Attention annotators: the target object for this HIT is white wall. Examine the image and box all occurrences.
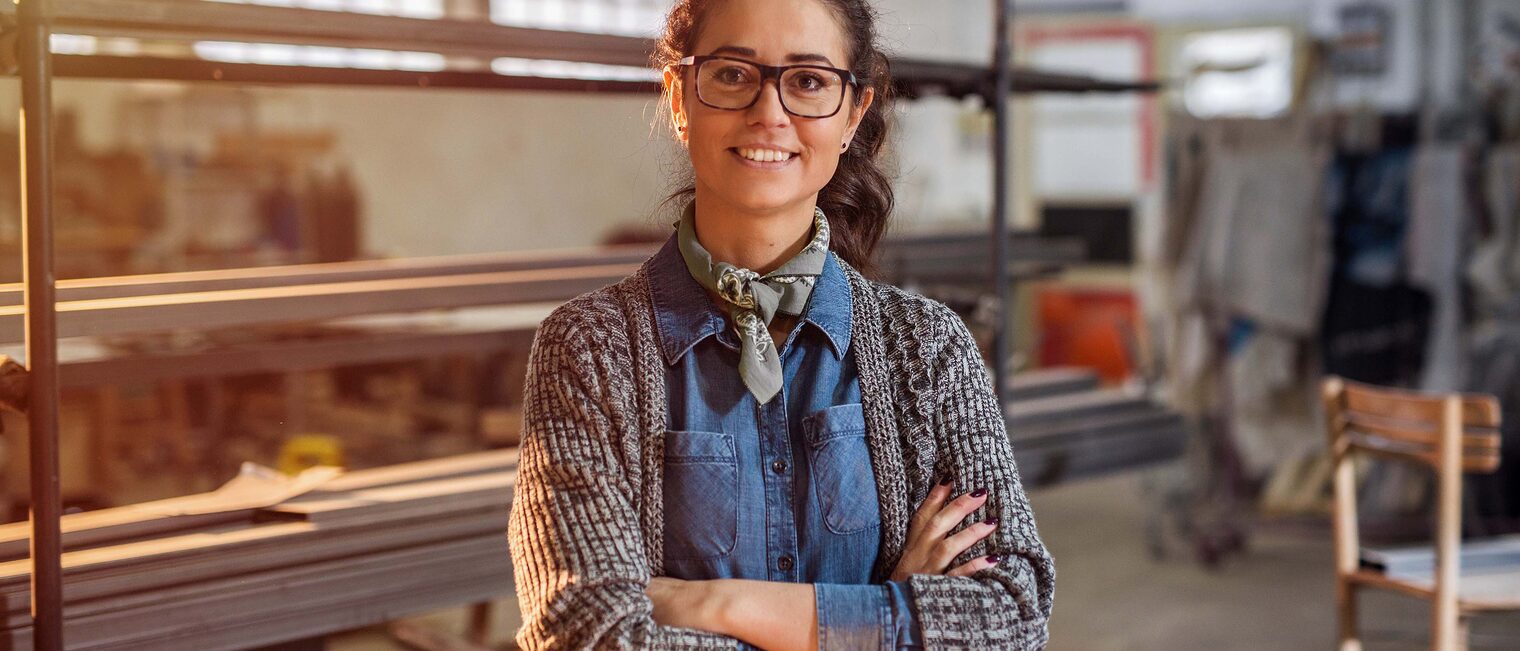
[6,79,686,259]
[249,85,685,258]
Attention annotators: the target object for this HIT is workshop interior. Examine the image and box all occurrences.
[0,0,1519,649]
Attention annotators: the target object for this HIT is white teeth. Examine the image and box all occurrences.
[737,148,793,163]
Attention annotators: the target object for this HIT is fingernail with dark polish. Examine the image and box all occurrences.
[983,516,1000,526]
[938,475,954,486]
[970,487,988,498]
[985,554,1002,564]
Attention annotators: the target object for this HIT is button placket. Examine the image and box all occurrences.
[757,388,799,582]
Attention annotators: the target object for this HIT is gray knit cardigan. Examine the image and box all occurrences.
[507,254,1055,650]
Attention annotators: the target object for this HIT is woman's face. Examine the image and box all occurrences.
[664,0,875,215]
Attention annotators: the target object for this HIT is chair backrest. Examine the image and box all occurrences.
[1324,376,1504,651]
[1322,376,1502,474]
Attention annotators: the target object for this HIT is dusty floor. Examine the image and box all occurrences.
[325,470,1520,650]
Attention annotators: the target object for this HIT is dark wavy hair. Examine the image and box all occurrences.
[652,0,896,277]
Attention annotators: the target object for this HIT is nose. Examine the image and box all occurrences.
[746,77,789,127]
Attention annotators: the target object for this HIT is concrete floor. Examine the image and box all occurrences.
[1035,472,1520,650]
[328,471,1520,650]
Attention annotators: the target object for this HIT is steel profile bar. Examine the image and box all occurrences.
[52,54,663,94]
[991,0,1015,405]
[44,53,1159,98]
[0,244,659,307]
[0,263,636,344]
[18,0,64,647]
[29,0,656,67]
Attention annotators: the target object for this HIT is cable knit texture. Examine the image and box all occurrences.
[507,254,1056,650]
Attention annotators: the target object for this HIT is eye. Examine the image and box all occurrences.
[789,71,832,93]
[712,64,751,85]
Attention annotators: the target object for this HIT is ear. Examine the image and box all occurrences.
[663,66,688,143]
[843,85,875,144]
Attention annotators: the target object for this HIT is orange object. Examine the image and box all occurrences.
[1037,288,1137,383]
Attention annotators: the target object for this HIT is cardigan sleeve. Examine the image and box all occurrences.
[902,304,1056,649]
[507,315,743,651]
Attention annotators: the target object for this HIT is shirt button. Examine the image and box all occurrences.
[771,458,788,474]
[777,555,794,571]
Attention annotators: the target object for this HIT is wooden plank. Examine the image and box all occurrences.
[1337,412,1501,451]
[1342,379,1501,429]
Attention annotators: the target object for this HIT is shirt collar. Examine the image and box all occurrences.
[649,231,853,366]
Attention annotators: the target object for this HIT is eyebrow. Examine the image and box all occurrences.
[706,45,837,67]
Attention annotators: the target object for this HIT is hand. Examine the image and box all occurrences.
[889,479,1001,581]
[647,576,722,632]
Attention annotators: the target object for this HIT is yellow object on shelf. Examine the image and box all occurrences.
[279,434,344,476]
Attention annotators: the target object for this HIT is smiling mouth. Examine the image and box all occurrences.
[729,147,798,164]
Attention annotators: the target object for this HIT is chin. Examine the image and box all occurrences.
[723,192,804,214]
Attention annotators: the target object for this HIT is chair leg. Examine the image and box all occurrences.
[1337,580,1362,651]
[1433,600,1461,651]
[1455,614,1472,651]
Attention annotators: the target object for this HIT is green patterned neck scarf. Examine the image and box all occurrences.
[674,200,831,404]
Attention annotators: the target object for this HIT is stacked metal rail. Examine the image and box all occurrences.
[0,364,1176,650]
[1009,368,1185,487]
[0,450,519,650]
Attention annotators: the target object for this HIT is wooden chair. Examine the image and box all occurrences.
[1323,376,1513,651]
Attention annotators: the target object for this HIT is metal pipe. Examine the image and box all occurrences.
[18,0,63,647]
[991,0,1015,405]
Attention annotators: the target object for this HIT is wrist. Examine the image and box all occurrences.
[701,578,741,637]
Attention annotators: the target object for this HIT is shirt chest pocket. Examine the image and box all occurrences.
[804,403,881,535]
[662,429,739,561]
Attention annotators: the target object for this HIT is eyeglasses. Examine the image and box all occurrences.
[669,54,859,119]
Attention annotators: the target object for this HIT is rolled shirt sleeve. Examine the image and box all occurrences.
[814,581,924,650]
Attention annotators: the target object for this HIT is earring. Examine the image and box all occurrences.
[841,141,850,152]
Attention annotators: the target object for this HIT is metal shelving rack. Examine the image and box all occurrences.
[2,1,1158,646]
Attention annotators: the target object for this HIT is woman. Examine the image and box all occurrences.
[506,0,1055,648]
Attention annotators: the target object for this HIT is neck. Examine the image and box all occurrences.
[691,191,817,274]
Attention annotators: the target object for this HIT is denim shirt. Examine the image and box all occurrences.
[649,234,925,650]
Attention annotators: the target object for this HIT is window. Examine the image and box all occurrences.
[205,0,444,19]
[195,1,447,70]
[490,0,671,37]
[186,1,665,78]
[1176,27,1297,119]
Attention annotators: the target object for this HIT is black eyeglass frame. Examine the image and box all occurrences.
[670,54,861,119]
